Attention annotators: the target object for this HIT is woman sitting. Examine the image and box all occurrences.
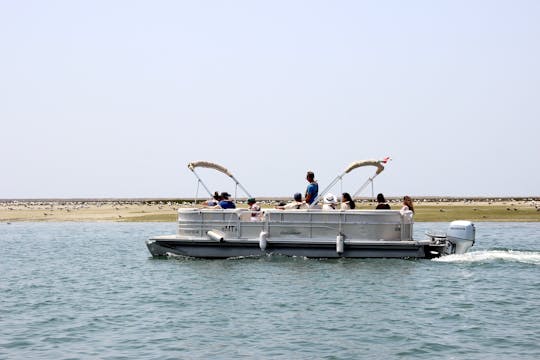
[340,192,356,210]
[400,195,414,213]
[375,193,391,209]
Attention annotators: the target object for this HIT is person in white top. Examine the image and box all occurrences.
[322,193,338,210]
[203,191,221,207]
[247,198,262,221]
[340,192,356,210]
[400,195,415,214]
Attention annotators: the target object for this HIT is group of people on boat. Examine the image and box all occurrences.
[202,170,414,214]
[375,193,414,213]
[301,170,413,213]
[318,192,355,210]
[204,191,236,209]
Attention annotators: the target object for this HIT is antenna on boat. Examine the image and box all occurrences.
[309,157,390,208]
[187,161,252,201]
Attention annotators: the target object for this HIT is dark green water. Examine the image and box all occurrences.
[1,222,539,359]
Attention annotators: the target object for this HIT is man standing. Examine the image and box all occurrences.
[305,171,318,205]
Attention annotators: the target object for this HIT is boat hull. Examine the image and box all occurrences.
[147,209,461,259]
[146,236,446,259]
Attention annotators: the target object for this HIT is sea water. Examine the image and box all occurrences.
[1,222,539,359]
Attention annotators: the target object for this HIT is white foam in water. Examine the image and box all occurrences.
[434,250,540,264]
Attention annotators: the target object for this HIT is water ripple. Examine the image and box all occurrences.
[1,222,540,359]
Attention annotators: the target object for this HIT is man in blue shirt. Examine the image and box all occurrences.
[305,171,318,205]
[217,192,236,209]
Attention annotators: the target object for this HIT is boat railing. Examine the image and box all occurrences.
[177,208,413,241]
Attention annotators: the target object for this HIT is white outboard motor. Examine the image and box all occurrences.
[446,220,475,254]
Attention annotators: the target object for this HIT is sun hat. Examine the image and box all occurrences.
[324,193,337,204]
[247,198,256,204]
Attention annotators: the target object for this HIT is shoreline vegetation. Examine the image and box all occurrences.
[1,197,539,223]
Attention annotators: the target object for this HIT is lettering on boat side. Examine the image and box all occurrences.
[222,225,237,232]
[279,230,302,235]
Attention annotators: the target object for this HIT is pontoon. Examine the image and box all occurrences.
[146,160,475,259]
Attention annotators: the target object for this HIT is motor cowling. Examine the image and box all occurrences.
[446,220,475,254]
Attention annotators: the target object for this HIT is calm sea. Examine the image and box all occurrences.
[1,222,539,359]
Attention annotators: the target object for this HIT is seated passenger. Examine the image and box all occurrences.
[375,193,391,210]
[216,192,236,209]
[276,193,307,210]
[204,191,221,206]
[322,193,337,210]
[400,195,414,214]
[340,192,356,210]
[247,198,262,221]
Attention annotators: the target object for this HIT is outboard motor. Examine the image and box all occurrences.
[446,220,475,254]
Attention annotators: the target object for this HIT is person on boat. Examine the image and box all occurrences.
[247,197,262,221]
[322,193,338,210]
[341,192,356,210]
[216,192,236,209]
[400,195,414,213]
[204,191,221,206]
[375,193,391,209]
[276,192,308,210]
[305,171,318,205]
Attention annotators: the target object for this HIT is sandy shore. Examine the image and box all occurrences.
[1,198,539,222]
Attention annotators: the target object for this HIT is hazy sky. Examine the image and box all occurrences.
[2,0,539,199]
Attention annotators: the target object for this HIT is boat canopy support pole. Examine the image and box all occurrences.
[231,176,252,199]
[353,172,381,198]
[309,172,347,208]
[190,169,214,197]
[195,180,200,205]
[310,159,385,207]
[187,161,252,199]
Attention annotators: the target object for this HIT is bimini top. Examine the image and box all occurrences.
[344,160,385,175]
[187,160,252,198]
[310,157,390,207]
[188,161,234,178]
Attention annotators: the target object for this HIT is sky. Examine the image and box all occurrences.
[1,0,539,199]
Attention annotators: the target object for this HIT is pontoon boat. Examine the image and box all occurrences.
[146,160,475,259]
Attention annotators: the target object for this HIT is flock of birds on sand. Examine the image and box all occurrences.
[1,198,539,224]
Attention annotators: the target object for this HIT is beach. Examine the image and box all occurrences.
[1,198,539,222]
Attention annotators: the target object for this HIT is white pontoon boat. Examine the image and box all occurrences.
[146,160,475,259]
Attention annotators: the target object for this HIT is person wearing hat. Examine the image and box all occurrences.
[247,198,261,221]
[322,193,338,210]
[305,171,319,205]
[216,192,236,209]
[276,193,307,210]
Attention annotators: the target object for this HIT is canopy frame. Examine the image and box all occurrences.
[309,158,389,208]
[187,161,252,203]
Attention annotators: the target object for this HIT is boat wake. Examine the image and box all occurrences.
[433,250,540,265]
